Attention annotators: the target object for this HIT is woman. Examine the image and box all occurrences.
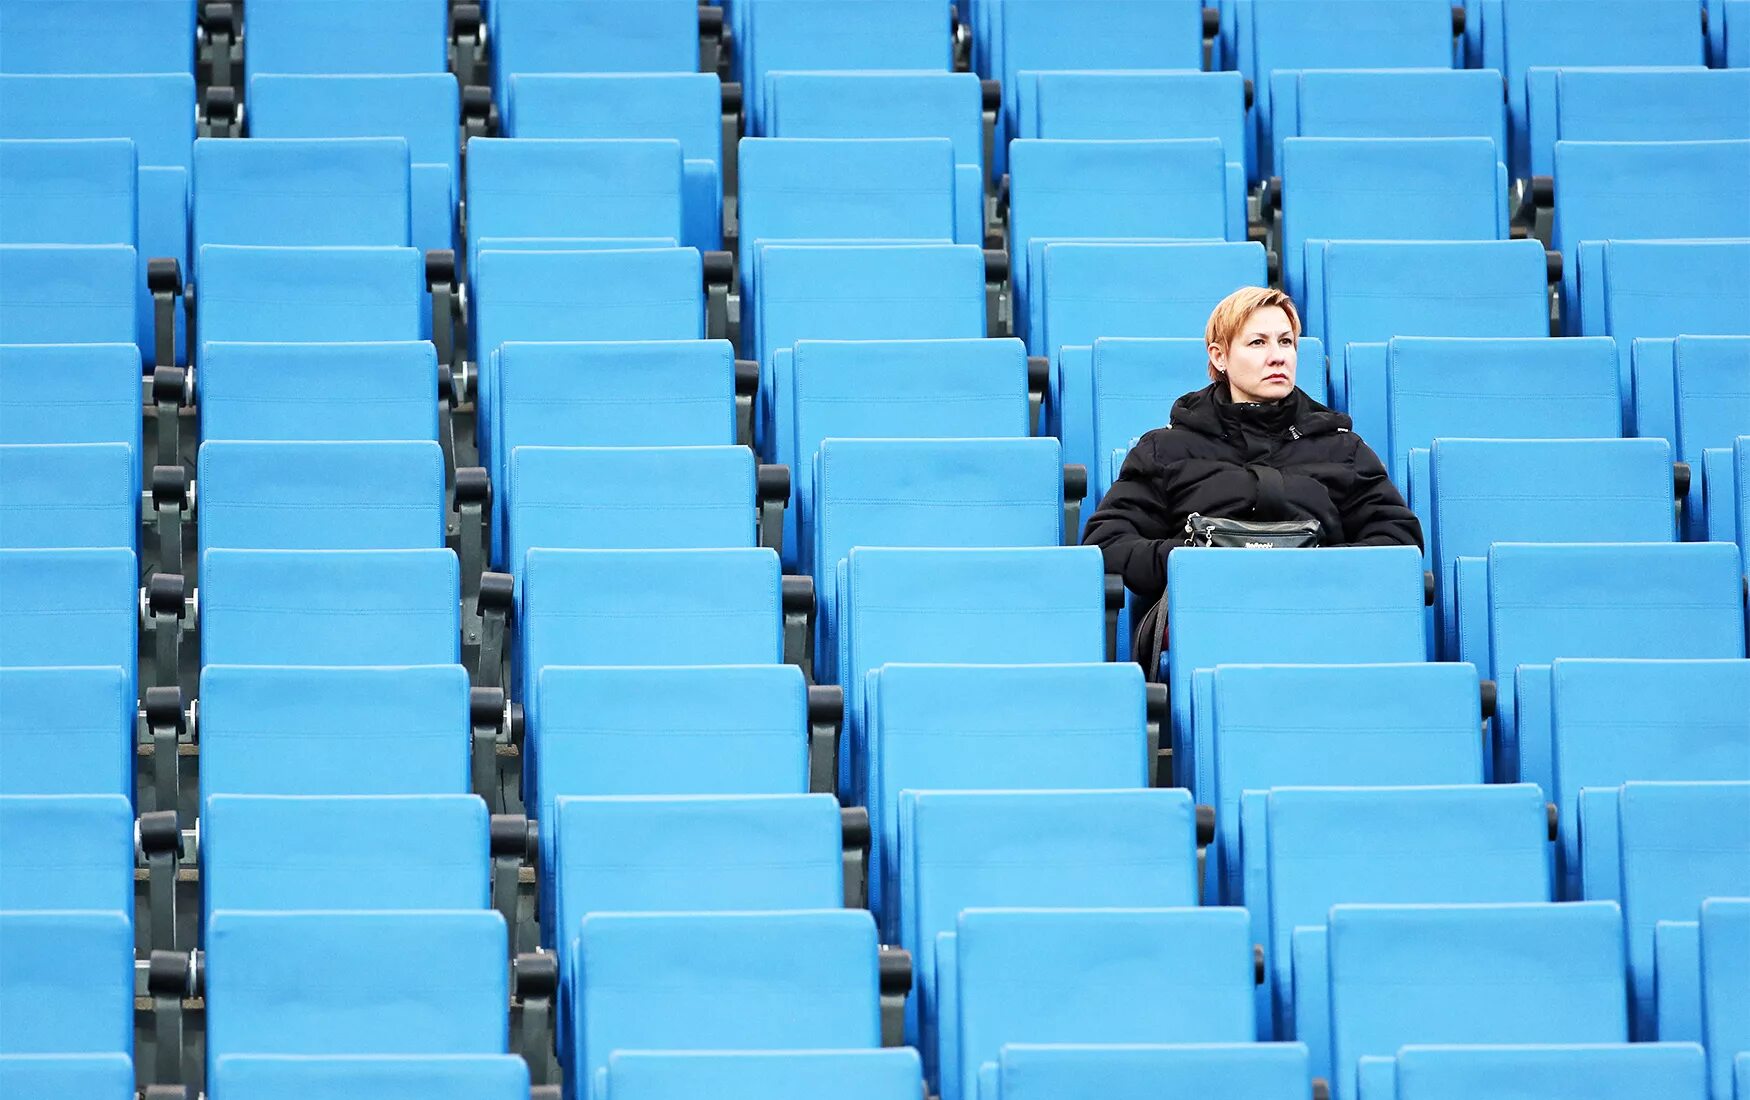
[1082,286,1422,609]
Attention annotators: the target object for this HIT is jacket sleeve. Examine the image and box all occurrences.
[1081,434,1178,602]
[1338,436,1424,550]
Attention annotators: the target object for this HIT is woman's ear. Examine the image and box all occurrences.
[1208,343,1227,374]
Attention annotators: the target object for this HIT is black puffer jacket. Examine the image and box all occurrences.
[1083,382,1422,604]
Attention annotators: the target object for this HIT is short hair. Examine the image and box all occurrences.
[1205,286,1302,381]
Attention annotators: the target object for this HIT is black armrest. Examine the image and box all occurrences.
[144,574,187,697]
[462,84,496,139]
[1480,679,1497,721]
[139,805,183,952]
[1196,803,1216,848]
[704,250,734,341]
[1103,573,1126,662]
[1450,3,1466,35]
[1145,682,1168,787]
[1202,6,1220,36]
[202,85,238,138]
[807,685,843,796]
[476,572,514,689]
[877,945,913,1048]
[1423,570,1436,606]
[781,574,814,680]
[757,464,789,557]
[470,686,506,812]
[980,79,1001,113]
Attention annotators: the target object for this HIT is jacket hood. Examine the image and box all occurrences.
[1168,381,1351,440]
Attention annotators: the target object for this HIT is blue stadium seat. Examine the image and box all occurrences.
[0,911,132,1056]
[1380,1043,1707,1100]
[1165,546,1429,788]
[204,910,508,1077]
[1247,0,1462,180]
[865,663,1150,928]
[783,338,1028,569]
[0,667,133,799]
[836,546,1109,810]
[199,548,460,668]
[1469,543,1746,795]
[496,340,736,457]
[248,74,460,258]
[193,245,425,353]
[1730,0,1750,67]
[1309,239,1550,426]
[1656,915,1707,1043]
[1527,68,1750,182]
[1551,659,1750,903]
[1554,142,1750,341]
[766,72,984,247]
[0,443,136,552]
[201,794,488,932]
[0,344,141,459]
[200,341,439,444]
[1668,340,1750,541]
[985,1043,1312,1100]
[1328,902,1627,1100]
[0,1053,134,1100]
[1254,785,1551,1071]
[197,440,446,556]
[947,907,1254,1100]
[0,245,136,345]
[1702,898,1750,1100]
[243,0,448,81]
[210,1055,529,1100]
[1020,72,1245,166]
[568,910,881,1089]
[1281,137,1507,312]
[1427,438,1676,660]
[0,549,136,676]
[1485,0,1704,179]
[0,795,133,913]
[1270,69,1505,181]
[507,74,722,251]
[1008,139,1244,353]
[192,138,413,265]
[1578,781,1750,1042]
[1196,662,1486,903]
[199,665,472,800]
[0,0,196,75]
[605,1049,923,1100]
[898,789,1200,1092]
[0,138,135,252]
[490,0,699,120]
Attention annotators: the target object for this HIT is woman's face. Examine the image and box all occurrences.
[1211,305,1297,403]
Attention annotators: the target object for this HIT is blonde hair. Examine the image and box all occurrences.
[1205,286,1302,381]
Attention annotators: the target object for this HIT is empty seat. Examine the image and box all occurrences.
[568,910,881,1088]
[1328,902,1627,1100]
[1427,438,1676,660]
[948,907,1254,1100]
[496,339,736,452]
[0,244,136,346]
[1702,898,1750,1100]
[199,548,460,668]
[1196,662,1486,903]
[192,138,412,266]
[204,910,508,1078]
[0,0,195,75]
[1730,0,1750,67]
[199,665,472,801]
[1470,543,1747,792]
[1382,1043,1708,1100]
[1021,71,1246,171]
[247,74,460,258]
[243,0,448,81]
[1255,785,1552,1073]
[605,1049,923,1100]
[986,1043,1312,1100]
[0,443,136,552]
[0,138,135,251]
[209,1055,529,1100]
[508,74,721,251]
[0,795,133,913]
[1554,141,1750,338]
[1528,68,1750,182]
[1271,69,1505,180]
[197,440,446,557]
[0,344,141,458]
[0,548,136,673]
[0,667,133,799]
[200,341,439,444]
[1669,338,1750,541]
[194,244,425,353]
[490,0,699,119]
[1281,137,1506,308]
[0,911,132,1056]
[0,1053,134,1100]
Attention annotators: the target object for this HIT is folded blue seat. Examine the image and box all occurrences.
[0,911,133,1057]
[243,0,449,81]
[0,795,134,913]
[193,137,412,264]
[986,1043,1311,1100]
[0,0,195,75]
[200,342,438,445]
[210,1055,529,1100]
[0,244,136,345]
[1271,69,1505,180]
[1527,68,1750,182]
[1379,1043,1706,1100]
[0,443,137,553]
[605,1050,921,1100]
[0,668,133,800]
[0,1053,134,1100]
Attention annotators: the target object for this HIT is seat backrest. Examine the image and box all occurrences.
[507,73,720,170]
[1039,241,1267,364]
[742,0,949,135]
[0,0,196,75]
[197,440,445,556]
[204,910,508,1068]
[1673,335,1750,463]
[767,72,982,173]
[209,1055,530,1100]
[200,341,438,444]
[955,907,1254,1100]
[1272,69,1506,181]
[0,795,133,913]
[1701,898,1750,1100]
[605,1049,923,1100]
[202,794,488,929]
[1328,901,1628,1100]
[572,910,880,1087]
[0,443,136,552]
[0,1053,135,1098]
[199,548,460,667]
[0,343,141,456]
[0,910,132,1055]
[1386,336,1622,488]
[992,1043,1312,1100]
[0,73,195,172]
[0,548,136,672]
[0,667,133,799]
[1391,1043,1708,1100]
[0,138,135,246]
[0,245,136,345]
[193,245,425,349]
[507,445,755,573]
[243,0,448,81]
[490,0,698,114]
[497,340,735,452]
[471,247,703,360]
[193,137,411,254]
[1532,68,1750,179]
[1027,71,1245,166]
[199,664,471,800]
[248,73,459,183]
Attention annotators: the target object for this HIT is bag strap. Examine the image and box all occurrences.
[1249,464,1290,520]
